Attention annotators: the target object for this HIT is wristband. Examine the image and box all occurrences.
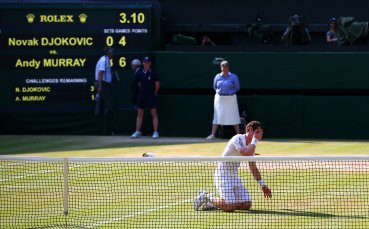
[257,179,266,187]
[251,137,258,146]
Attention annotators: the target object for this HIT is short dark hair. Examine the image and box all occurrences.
[103,47,114,55]
[246,121,263,132]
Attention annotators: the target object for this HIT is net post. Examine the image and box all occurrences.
[63,158,69,216]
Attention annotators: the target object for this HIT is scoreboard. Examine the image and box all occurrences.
[0,3,155,113]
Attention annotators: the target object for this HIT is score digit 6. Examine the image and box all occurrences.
[109,57,126,68]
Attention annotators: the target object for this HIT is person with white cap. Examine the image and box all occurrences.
[131,59,142,107]
[206,60,241,140]
[131,59,142,72]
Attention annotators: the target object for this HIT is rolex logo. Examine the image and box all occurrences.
[79,14,87,23]
[26,13,35,23]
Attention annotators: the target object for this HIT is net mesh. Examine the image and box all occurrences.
[1,157,369,228]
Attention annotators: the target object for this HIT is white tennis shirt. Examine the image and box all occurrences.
[217,134,247,176]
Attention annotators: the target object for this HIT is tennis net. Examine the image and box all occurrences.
[1,156,369,228]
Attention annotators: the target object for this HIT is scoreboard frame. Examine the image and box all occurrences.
[0,3,159,113]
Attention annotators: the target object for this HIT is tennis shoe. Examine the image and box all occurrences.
[194,190,209,211]
[206,134,215,140]
[152,131,159,139]
[131,131,142,138]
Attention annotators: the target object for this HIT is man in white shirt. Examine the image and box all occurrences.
[95,47,115,135]
[194,121,272,212]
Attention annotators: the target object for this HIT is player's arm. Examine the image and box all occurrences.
[234,74,240,92]
[326,34,338,43]
[98,70,104,93]
[154,72,160,95]
[237,130,263,156]
[213,75,218,90]
[155,81,160,95]
[237,144,256,156]
[249,162,272,198]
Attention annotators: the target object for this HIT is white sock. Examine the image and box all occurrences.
[205,193,215,202]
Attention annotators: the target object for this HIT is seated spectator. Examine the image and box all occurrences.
[202,35,216,46]
[248,17,273,44]
[281,15,311,45]
[326,18,338,45]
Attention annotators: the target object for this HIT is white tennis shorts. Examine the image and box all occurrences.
[214,170,251,204]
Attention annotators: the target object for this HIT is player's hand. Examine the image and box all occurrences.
[262,186,272,199]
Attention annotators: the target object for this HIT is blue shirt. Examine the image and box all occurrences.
[326,30,338,44]
[213,71,240,95]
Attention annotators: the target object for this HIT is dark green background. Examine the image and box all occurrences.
[2,51,369,139]
[1,4,369,138]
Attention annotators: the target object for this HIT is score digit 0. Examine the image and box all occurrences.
[106,36,114,46]
[106,36,126,47]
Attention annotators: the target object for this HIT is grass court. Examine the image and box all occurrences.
[1,135,369,228]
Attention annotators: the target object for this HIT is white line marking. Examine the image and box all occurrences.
[81,199,192,229]
[0,169,59,182]
[0,164,85,182]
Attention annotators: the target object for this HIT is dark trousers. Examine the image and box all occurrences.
[95,81,114,135]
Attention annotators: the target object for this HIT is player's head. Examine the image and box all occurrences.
[103,47,114,59]
[142,56,152,69]
[246,121,263,133]
[220,60,229,72]
[328,17,337,29]
[131,59,141,70]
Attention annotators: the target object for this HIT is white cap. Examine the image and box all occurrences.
[220,60,229,67]
[131,59,142,66]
